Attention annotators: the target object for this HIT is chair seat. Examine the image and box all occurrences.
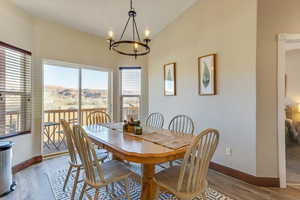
[102,160,132,182]
[154,166,207,198]
[88,160,132,186]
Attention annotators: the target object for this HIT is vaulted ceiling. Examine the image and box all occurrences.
[12,0,199,39]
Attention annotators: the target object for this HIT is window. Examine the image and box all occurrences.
[120,67,141,121]
[0,42,32,138]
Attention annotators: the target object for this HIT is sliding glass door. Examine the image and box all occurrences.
[81,69,110,125]
[43,62,112,155]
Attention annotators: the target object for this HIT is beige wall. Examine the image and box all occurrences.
[0,0,37,165]
[0,1,147,165]
[286,49,300,105]
[32,18,120,156]
[148,0,258,175]
[256,0,300,177]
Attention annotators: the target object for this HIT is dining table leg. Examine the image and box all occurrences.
[141,164,156,200]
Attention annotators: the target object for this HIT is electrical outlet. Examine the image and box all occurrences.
[225,146,232,156]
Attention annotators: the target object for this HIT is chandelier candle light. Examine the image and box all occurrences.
[107,0,151,58]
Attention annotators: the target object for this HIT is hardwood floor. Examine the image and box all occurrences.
[1,155,300,200]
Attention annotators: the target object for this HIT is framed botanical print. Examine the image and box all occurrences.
[164,62,176,96]
[198,54,216,96]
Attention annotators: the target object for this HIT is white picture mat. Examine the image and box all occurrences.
[164,63,175,95]
[199,55,215,95]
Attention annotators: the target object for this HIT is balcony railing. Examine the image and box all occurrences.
[3,107,139,155]
[43,108,107,155]
[5,111,21,134]
[43,107,139,155]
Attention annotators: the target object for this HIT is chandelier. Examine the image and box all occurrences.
[107,0,151,58]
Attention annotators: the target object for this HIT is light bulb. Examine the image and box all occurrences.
[108,31,114,39]
[134,43,138,50]
[145,29,150,38]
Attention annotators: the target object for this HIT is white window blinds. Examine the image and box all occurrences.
[120,67,141,121]
[0,42,32,138]
[120,67,141,95]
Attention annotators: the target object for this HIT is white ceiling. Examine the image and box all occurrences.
[12,0,199,39]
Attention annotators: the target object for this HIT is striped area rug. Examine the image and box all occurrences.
[49,162,233,200]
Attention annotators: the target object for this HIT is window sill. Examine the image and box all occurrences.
[0,131,31,140]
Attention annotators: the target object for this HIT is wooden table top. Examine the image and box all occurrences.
[83,124,193,164]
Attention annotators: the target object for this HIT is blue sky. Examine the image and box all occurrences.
[44,64,108,90]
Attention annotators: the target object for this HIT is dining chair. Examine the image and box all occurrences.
[60,120,107,200]
[168,114,195,135]
[86,111,112,151]
[145,112,164,129]
[87,111,111,125]
[167,114,195,167]
[72,125,133,200]
[154,129,219,200]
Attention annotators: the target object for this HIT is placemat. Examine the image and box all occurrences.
[100,123,193,150]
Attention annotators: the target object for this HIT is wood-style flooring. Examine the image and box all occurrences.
[1,155,300,200]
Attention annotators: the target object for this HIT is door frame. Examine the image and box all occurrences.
[277,33,300,188]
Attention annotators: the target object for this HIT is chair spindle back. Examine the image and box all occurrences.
[145,113,164,129]
[72,125,105,185]
[87,111,111,125]
[168,114,195,134]
[177,129,219,194]
[60,119,79,165]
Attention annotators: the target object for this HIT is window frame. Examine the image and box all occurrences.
[0,41,32,139]
[119,66,142,121]
[42,59,114,124]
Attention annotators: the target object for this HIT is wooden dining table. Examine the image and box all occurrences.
[83,123,194,200]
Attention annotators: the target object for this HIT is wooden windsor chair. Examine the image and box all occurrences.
[154,128,219,200]
[86,111,112,151]
[145,112,164,129]
[60,119,107,199]
[86,111,111,125]
[168,114,195,167]
[168,114,195,135]
[72,125,133,200]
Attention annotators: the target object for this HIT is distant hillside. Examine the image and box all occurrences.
[44,85,108,110]
[45,85,107,98]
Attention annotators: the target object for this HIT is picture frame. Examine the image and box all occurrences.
[164,62,176,96]
[198,54,216,96]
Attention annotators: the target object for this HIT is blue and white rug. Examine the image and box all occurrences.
[49,162,233,200]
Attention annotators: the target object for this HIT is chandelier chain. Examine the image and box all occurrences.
[133,18,141,42]
[119,16,131,41]
[133,16,135,41]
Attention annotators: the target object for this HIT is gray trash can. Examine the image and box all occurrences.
[0,141,16,197]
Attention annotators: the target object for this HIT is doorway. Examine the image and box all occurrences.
[277,34,300,187]
[42,60,112,155]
